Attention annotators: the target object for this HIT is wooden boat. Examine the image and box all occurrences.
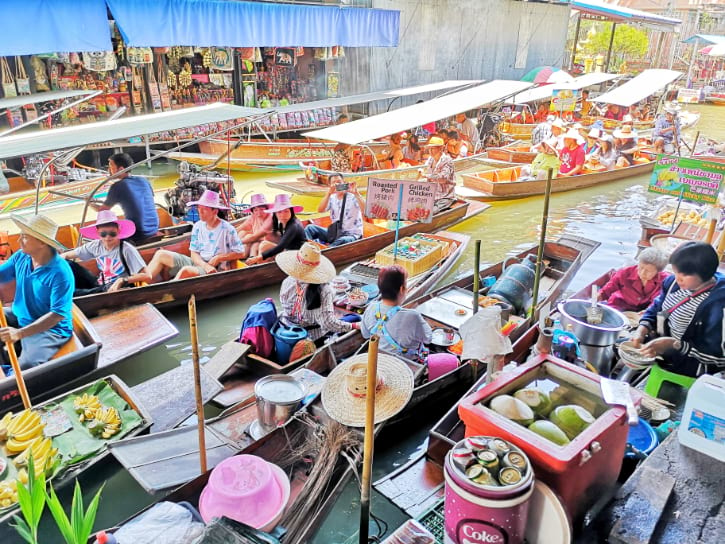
[485,141,537,163]
[72,199,488,317]
[458,158,655,201]
[0,303,178,413]
[499,119,535,140]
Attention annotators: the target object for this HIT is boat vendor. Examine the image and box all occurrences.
[455,112,479,148]
[558,129,586,177]
[578,90,592,118]
[613,125,639,167]
[237,194,273,259]
[418,136,455,200]
[604,104,624,121]
[598,247,669,312]
[277,242,359,342]
[0,214,73,370]
[447,129,466,159]
[632,242,725,377]
[653,106,680,155]
[146,190,245,280]
[62,210,151,295]
[305,174,365,247]
[92,152,159,245]
[533,103,549,123]
[246,194,306,265]
[518,137,560,181]
[531,115,555,146]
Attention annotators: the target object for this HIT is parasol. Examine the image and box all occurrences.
[699,43,725,57]
[521,66,574,85]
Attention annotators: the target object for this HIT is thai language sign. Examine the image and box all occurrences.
[648,155,725,204]
[550,88,580,112]
[365,178,435,223]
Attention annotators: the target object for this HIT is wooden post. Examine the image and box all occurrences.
[188,295,207,474]
[530,169,553,320]
[472,240,481,314]
[604,23,618,74]
[0,299,31,408]
[359,335,379,544]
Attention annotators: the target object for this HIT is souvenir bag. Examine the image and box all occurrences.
[209,73,225,86]
[14,57,30,94]
[1,58,17,98]
[84,51,117,72]
[202,48,213,68]
[210,47,234,71]
[131,67,145,114]
[127,47,153,65]
[147,65,163,113]
[156,60,171,110]
[5,108,23,127]
[239,48,255,61]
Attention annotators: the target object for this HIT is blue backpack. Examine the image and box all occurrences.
[239,298,278,358]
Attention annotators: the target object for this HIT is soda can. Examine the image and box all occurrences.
[476,449,500,473]
[472,468,499,487]
[452,447,475,469]
[502,451,528,472]
[498,466,523,486]
[489,438,511,456]
[466,436,489,451]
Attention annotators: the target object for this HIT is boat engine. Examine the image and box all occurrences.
[165,162,236,219]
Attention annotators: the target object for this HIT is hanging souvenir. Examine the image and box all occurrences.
[295,47,304,57]
[202,49,213,68]
[209,73,225,87]
[210,47,234,71]
[332,46,345,59]
[5,108,23,127]
[84,51,117,72]
[327,72,340,98]
[254,47,263,63]
[176,46,195,58]
[127,47,153,65]
[239,48,255,61]
[275,48,294,67]
[1,58,17,98]
[153,47,170,54]
[156,60,171,110]
[167,69,177,89]
[14,57,31,95]
[178,62,192,87]
[48,61,59,90]
[22,103,38,121]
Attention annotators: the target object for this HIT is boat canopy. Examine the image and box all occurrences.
[302,80,532,145]
[591,69,682,107]
[0,90,100,112]
[507,73,620,105]
[0,103,262,160]
[570,0,680,32]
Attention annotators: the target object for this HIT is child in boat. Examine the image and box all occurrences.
[519,137,560,181]
[558,129,586,177]
[246,194,306,265]
[598,248,668,312]
[237,194,273,259]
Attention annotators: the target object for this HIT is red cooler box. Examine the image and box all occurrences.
[459,354,639,522]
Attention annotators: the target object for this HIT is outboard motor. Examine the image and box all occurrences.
[165,162,236,220]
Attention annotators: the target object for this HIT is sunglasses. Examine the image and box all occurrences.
[98,230,118,238]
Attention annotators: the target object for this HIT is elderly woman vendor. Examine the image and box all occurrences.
[631,242,725,377]
[598,248,668,312]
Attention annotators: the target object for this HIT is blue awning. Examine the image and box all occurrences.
[0,0,112,56]
[106,0,400,48]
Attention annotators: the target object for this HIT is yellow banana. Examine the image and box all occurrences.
[9,435,45,459]
[0,411,13,441]
[12,422,44,443]
[8,411,41,439]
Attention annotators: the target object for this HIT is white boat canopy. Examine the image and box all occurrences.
[0,90,101,112]
[0,103,262,160]
[302,80,532,145]
[591,69,682,107]
[507,73,620,105]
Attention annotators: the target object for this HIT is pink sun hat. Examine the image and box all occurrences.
[198,455,291,531]
[249,193,271,209]
[80,210,136,240]
[187,189,229,210]
[266,193,303,214]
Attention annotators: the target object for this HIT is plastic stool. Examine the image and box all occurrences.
[644,363,697,398]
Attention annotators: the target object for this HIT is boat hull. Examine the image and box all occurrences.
[486,143,536,163]
[0,174,109,216]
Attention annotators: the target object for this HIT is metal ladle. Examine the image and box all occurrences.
[586,285,604,325]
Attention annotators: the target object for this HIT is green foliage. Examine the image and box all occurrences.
[45,481,104,544]
[577,22,649,69]
[11,456,46,544]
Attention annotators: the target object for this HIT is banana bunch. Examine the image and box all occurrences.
[73,393,102,423]
[1,410,44,449]
[86,406,122,439]
[0,412,13,442]
[13,436,57,473]
[0,480,18,508]
[656,210,709,228]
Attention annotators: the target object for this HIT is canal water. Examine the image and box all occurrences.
[6,105,723,542]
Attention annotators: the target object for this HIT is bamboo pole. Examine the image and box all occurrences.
[472,240,481,314]
[188,295,207,474]
[0,300,30,407]
[359,335,379,544]
[530,169,553,321]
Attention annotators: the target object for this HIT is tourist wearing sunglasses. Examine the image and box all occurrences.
[61,210,151,295]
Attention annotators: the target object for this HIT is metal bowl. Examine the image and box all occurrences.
[557,299,628,346]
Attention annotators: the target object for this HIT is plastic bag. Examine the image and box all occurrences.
[114,502,205,544]
[459,306,512,361]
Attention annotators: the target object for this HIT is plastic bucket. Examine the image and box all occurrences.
[271,322,308,365]
[625,419,658,459]
[444,437,534,544]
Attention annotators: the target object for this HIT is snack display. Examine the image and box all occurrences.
[374,235,449,277]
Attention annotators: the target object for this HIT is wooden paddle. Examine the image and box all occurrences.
[188,295,207,474]
[0,297,31,408]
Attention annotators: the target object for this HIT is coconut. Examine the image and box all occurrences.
[549,404,595,439]
[528,420,571,446]
[489,395,535,426]
[513,387,553,417]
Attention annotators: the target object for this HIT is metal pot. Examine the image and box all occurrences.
[557,299,627,347]
[254,375,306,434]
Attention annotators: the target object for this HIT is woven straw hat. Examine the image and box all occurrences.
[11,214,66,251]
[613,125,637,139]
[322,352,414,427]
[275,242,336,284]
[425,136,445,147]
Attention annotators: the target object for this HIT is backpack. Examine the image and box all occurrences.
[239,298,277,358]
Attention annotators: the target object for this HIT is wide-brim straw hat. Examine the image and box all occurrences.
[275,242,336,284]
[188,189,229,210]
[425,136,446,147]
[322,352,414,427]
[588,128,602,139]
[11,214,66,251]
[79,209,136,240]
[248,193,271,210]
[266,193,303,214]
[551,118,567,129]
[562,128,585,145]
[540,137,559,155]
[613,125,637,139]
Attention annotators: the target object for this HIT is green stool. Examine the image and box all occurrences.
[644,363,697,398]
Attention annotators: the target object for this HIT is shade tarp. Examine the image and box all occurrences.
[591,69,682,107]
[0,0,111,56]
[0,103,262,160]
[303,80,532,145]
[507,73,619,104]
[106,0,399,47]
[0,90,100,112]
[682,34,725,45]
[570,0,680,31]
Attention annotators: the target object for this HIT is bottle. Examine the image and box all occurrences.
[93,531,118,544]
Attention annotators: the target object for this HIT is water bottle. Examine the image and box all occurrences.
[93,532,118,544]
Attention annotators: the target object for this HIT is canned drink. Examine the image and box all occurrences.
[476,449,500,473]
[472,468,499,487]
[452,447,475,469]
[498,466,523,486]
[490,438,511,456]
[502,451,528,471]
[466,436,489,451]
[466,464,484,480]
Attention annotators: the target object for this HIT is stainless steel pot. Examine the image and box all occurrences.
[254,375,306,433]
[557,299,627,347]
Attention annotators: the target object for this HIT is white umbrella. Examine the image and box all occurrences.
[706,42,725,57]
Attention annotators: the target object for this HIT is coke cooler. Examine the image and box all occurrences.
[458,354,640,522]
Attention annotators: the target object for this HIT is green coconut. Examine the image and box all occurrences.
[513,387,553,417]
[528,420,571,446]
[489,395,535,426]
[549,404,595,440]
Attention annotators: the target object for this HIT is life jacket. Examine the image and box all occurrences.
[0,231,11,260]
[239,298,277,358]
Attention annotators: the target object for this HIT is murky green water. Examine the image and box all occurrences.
[6,105,723,543]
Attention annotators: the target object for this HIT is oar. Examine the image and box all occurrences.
[359,335,379,544]
[188,295,207,474]
[529,168,553,321]
[0,298,31,408]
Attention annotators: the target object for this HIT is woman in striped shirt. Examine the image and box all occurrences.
[632,242,725,377]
